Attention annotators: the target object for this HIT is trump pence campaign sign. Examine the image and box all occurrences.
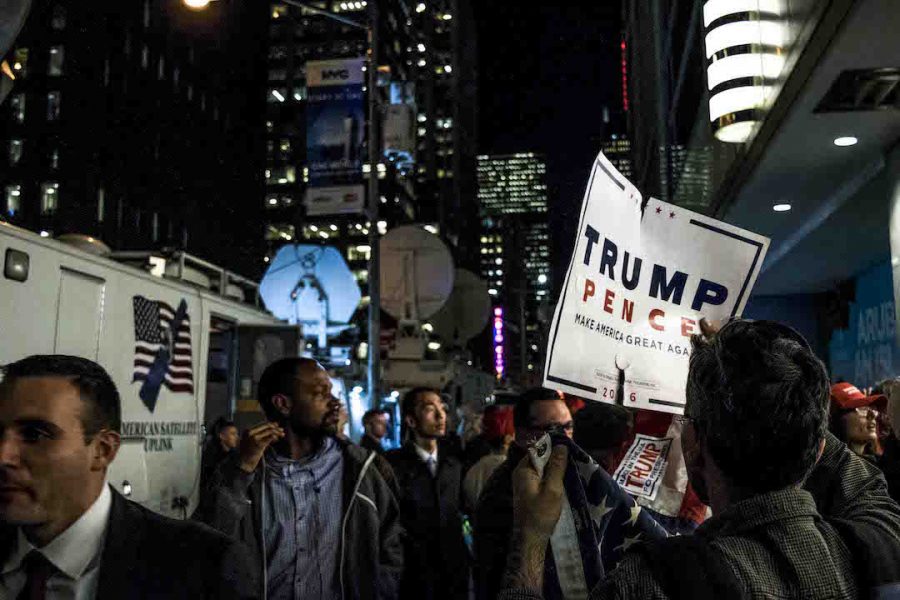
[544,152,770,414]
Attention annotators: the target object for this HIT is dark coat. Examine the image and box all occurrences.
[473,445,524,600]
[385,442,469,600]
[199,438,404,600]
[0,487,258,599]
[360,433,385,455]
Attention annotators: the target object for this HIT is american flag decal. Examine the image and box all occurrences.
[132,296,194,412]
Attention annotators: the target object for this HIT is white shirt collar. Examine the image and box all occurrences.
[2,483,112,579]
[413,442,438,464]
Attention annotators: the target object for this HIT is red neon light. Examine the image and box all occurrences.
[620,37,629,112]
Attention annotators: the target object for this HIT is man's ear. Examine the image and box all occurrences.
[404,414,416,431]
[271,394,292,418]
[91,429,121,471]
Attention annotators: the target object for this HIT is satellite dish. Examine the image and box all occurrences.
[56,233,112,257]
[260,245,361,326]
[429,269,492,345]
[379,226,454,321]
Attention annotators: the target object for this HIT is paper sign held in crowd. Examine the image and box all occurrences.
[543,152,770,414]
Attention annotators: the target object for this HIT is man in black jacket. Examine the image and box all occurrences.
[0,354,256,599]
[361,408,389,455]
[200,357,404,600]
[386,387,468,600]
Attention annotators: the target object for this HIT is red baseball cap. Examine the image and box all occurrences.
[482,406,514,442]
[830,382,887,411]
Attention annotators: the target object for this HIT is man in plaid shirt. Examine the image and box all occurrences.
[499,320,900,599]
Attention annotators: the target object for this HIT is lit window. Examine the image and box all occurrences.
[46,92,60,121]
[141,45,149,70]
[50,148,59,169]
[9,93,25,123]
[5,185,21,215]
[157,55,165,80]
[97,188,105,222]
[40,182,59,214]
[12,48,28,77]
[9,139,23,165]
[265,223,295,241]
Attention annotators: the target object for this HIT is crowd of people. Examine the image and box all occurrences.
[2,319,900,598]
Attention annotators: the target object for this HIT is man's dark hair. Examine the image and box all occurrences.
[513,387,562,429]
[256,357,320,421]
[1,355,121,435]
[574,402,633,453]
[686,319,829,494]
[362,408,387,425]
[401,387,439,422]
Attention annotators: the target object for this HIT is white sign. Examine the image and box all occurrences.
[306,58,365,87]
[304,184,365,216]
[543,152,769,414]
[612,434,672,500]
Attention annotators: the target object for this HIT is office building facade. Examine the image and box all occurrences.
[0,0,268,277]
[477,153,551,385]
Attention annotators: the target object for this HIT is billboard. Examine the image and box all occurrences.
[305,58,366,216]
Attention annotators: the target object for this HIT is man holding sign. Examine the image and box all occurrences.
[501,320,900,599]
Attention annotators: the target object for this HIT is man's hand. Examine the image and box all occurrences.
[699,317,722,339]
[512,444,569,539]
[238,422,285,473]
[503,444,569,593]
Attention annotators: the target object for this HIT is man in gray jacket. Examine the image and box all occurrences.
[199,357,404,600]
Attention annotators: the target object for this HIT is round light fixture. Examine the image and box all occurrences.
[183,0,212,8]
[833,136,858,147]
[772,203,792,212]
[702,0,786,144]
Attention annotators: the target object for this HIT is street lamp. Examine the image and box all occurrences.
[184,0,383,405]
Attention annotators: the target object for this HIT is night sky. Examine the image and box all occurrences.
[473,0,622,291]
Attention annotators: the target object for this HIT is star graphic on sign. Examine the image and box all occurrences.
[589,495,615,523]
[655,206,662,214]
[625,504,642,527]
[669,211,676,219]
[615,534,642,553]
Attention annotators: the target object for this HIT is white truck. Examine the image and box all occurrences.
[0,223,298,518]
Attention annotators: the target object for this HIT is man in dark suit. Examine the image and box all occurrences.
[0,354,256,599]
[386,387,468,600]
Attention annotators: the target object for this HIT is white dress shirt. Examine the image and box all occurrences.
[0,483,112,600]
[413,443,439,476]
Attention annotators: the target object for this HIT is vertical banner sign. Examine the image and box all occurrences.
[543,152,770,414]
[305,58,366,216]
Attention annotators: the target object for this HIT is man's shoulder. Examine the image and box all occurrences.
[594,551,669,600]
[116,494,235,556]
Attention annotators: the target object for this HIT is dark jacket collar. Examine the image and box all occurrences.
[697,486,820,538]
[96,486,144,597]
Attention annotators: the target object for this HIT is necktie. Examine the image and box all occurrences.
[426,456,437,477]
[18,551,55,600]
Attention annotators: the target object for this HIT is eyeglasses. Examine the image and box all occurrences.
[673,414,695,426]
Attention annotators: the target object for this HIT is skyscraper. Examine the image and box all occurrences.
[262,0,480,365]
[477,153,551,385]
[0,0,268,277]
